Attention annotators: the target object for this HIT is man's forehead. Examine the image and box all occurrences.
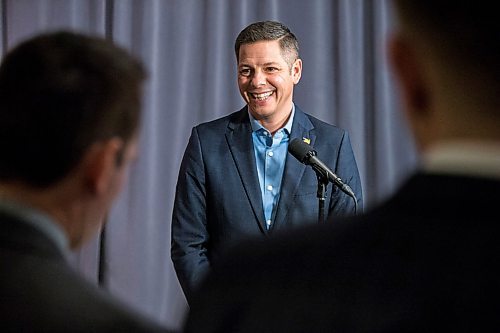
[238,42,287,64]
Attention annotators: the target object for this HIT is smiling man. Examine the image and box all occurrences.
[237,35,301,135]
[171,21,363,303]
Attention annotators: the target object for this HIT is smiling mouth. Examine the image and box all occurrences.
[249,91,274,101]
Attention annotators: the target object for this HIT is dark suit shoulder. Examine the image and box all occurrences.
[303,112,344,132]
[193,107,248,132]
[0,215,172,333]
[293,107,347,145]
[0,255,172,332]
[294,105,342,129]
[0,212,65,260]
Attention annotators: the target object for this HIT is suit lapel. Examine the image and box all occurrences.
[273,107,316,230]
[225,108,267,233]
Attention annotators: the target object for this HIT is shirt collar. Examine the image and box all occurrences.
[248,103,295,135]
[422,140,500,179]
[0,199,69,256]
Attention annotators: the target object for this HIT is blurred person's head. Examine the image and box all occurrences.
[389,1,500,151]
[0,31,146,248]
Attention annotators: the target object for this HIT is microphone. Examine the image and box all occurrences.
[288,138,356,199]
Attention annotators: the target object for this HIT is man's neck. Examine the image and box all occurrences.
[255,104,294,135]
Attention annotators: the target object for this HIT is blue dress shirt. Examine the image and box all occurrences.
[249,105,295,229]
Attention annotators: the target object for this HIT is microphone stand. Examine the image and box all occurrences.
[316,173,329,223]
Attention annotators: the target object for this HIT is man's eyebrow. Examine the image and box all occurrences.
[238,62,281,67]
[262,62,281,66]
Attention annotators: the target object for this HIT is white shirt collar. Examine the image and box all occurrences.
[0,199,69,257]
[422,140,500,179]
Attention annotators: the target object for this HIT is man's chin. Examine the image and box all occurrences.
[248,105,275,118]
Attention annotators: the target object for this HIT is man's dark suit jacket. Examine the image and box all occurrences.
[171,105,363,301]
[184,173,500,332]
[0,211,169,333]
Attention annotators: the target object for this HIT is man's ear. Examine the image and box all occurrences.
[292,58,302,84]
[388,34,429,112]
[83,138,124,195]
[388,34,436,151]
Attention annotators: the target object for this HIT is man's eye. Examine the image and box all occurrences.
[266,67,279,72]
[239,69,251,76]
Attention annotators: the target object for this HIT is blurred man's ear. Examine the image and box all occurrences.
[83,138,125,195]
[388,34,429,112]
[388,34,434,151]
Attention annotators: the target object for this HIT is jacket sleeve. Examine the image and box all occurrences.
[171,126,210,303]
[329,131,363,217]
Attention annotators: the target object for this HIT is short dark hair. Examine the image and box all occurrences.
[0,31,146,187]
[393,1,500,84]
[234,21,299,68]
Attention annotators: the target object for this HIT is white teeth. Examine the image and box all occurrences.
[252,91,273,100]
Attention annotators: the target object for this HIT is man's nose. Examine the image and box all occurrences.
[251,70,266,87]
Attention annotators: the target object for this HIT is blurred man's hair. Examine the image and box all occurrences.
[0,31,146,187]
[394,1,500,85]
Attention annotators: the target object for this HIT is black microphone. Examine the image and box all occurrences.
[288,138,356,199]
